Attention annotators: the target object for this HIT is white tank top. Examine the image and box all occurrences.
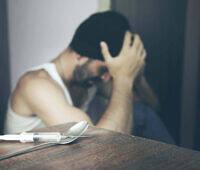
[4,63,96,134]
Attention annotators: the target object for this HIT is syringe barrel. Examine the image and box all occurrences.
[20,132,61,143]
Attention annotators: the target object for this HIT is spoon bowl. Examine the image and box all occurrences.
[60,121,89,144]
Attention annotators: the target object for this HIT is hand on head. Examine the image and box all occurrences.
[100,31,146,83]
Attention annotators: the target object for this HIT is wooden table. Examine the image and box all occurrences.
[0,123,200,170]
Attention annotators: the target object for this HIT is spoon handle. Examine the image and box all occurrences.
[0,142,56,161]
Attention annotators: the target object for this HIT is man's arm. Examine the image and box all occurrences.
[96,32,146,133]
[21,77,93,126]
[96,77,133,133]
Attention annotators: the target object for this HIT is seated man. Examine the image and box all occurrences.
[4,11,174,144]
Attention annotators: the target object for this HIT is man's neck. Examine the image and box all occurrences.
[52,49,74,83]
[52,49,89,107]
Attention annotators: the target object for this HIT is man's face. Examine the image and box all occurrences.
[71,56,145,96]
[72,59,109,88]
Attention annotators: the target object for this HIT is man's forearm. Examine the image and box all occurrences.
[96,77,133,134]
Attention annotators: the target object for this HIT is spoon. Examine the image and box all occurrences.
[60,120,89,144]
[0,121,89,161]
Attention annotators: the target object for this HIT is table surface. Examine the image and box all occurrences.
[0,123,200,170]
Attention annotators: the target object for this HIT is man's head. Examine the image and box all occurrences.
[70,11,131,61]
[69,11,131,87]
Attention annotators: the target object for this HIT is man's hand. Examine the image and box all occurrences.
[100,31,146,83]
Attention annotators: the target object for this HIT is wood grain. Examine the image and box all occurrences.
[0,122,200,170]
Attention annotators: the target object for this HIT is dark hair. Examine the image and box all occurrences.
[69,11,131,61]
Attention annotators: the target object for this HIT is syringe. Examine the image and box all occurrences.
[0,132,63,143]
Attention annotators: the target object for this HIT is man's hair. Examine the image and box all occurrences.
[69,11,131,61]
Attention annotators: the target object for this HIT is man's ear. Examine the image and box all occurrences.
[101,72,111,83]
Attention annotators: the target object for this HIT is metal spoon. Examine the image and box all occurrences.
[60,120,89,144]
[0,121,89,161]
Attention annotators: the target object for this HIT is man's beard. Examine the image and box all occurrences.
[71,60,108,88]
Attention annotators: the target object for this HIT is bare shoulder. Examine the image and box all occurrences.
[17,70,65,102]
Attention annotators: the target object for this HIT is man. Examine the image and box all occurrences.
[4,11,174,144]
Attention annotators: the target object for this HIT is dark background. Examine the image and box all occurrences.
[0,0,199,150]
[0,0,10,135]
[112,0,200,150]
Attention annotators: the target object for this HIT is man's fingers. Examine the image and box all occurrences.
[141,49,147,61]
[138,42,144,56]
[100,41,112,61]
[122,31,132,49]
[136,49,146,73]
[132,34,142,50]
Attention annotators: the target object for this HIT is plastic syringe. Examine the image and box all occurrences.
[0,132,63,143]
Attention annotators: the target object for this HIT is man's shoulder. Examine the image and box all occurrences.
[17,71,62,97]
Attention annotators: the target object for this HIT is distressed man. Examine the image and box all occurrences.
[5,11,174,144]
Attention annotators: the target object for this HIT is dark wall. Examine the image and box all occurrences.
[195,24,200,150]
[196,84,200,150]
[112,0,188,144]
[180,0,200,149]
[0,0,10,134]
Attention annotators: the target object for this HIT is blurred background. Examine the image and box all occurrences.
[0,0,199,150]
